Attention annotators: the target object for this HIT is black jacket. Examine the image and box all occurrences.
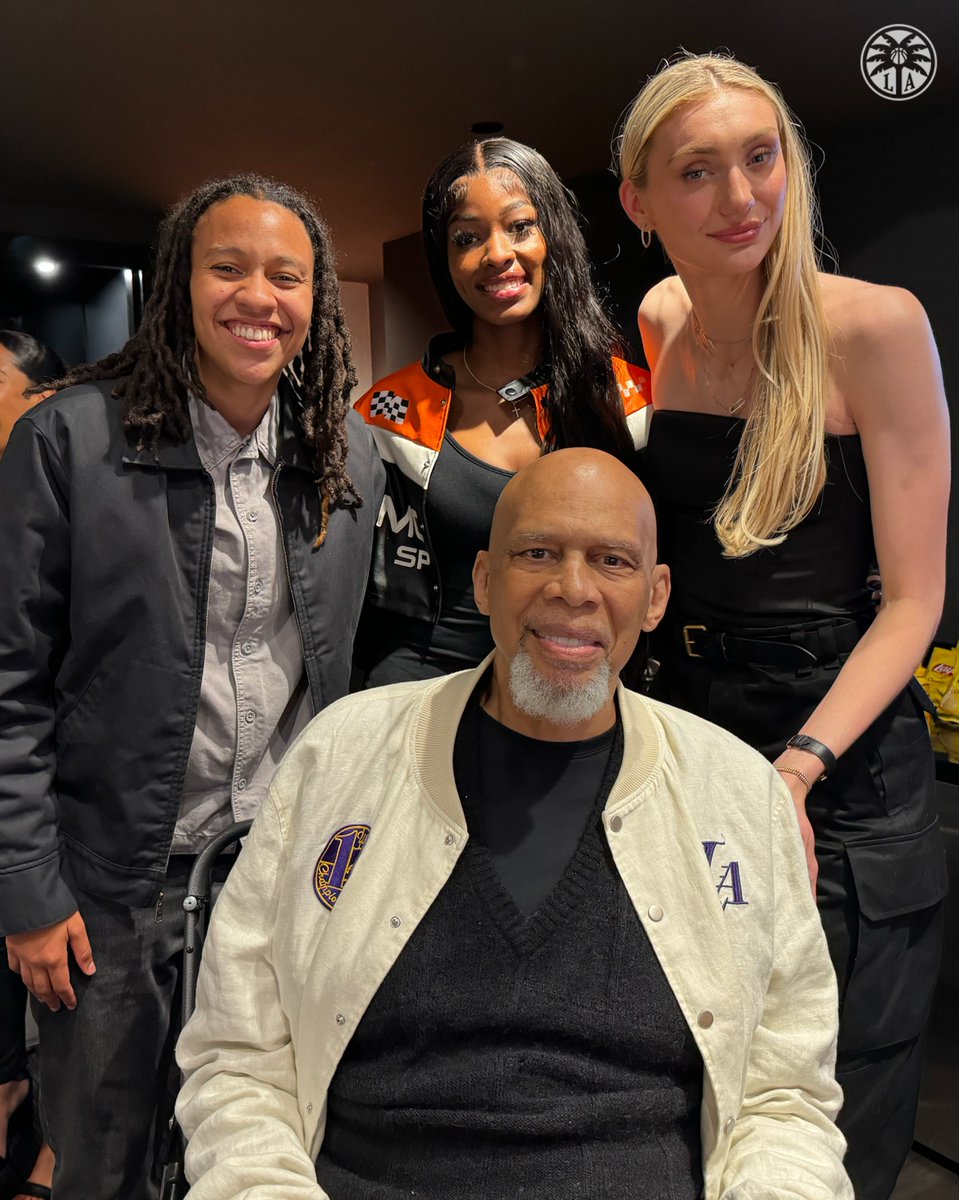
[0,379,384,933]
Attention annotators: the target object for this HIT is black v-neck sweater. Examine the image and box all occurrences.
[315,698,704,1199]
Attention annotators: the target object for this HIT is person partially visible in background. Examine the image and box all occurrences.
[0,330,63,1200]
[0,331,64,456]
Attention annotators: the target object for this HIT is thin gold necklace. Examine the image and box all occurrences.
[690,312,754,416]
[461,345,530,419]
[691,310,753,351]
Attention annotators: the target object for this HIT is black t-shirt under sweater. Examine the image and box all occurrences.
[315,694,704,1199]
[456,695,618,917]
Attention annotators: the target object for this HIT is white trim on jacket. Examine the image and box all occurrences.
[177,657,851,1200]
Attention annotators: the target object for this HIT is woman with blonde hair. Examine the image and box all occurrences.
[617,52,948,1200]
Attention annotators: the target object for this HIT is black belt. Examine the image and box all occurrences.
[679,617,868,668]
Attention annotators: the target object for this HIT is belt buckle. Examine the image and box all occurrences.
[682,624,706,658]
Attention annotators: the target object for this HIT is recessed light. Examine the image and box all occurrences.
[33,257,60,278]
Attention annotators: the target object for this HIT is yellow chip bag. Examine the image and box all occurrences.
[922,646,958,713]
[939,674,959,725]
[935,721,959,762]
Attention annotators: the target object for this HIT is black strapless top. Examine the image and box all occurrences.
[641,411,877,629]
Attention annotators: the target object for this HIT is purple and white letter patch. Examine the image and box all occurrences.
[702,838,748,911]
[313,824,371,911]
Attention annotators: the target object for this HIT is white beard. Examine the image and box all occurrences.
[508,645,612,728]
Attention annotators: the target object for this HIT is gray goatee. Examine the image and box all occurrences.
[508,646,612,727]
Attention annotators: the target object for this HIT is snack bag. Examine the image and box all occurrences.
[937,723,959,763]
[920,646,958,716]
[939,678,959,726]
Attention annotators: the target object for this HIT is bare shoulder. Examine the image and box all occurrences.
[820,273,944,431]
[638,276,688,344]
[821,273,930,352]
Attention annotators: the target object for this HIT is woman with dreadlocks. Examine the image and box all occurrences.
[353,138,651,686]
[0,174,383,1200]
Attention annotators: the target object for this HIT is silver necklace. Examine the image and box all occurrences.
[461,345,530,419]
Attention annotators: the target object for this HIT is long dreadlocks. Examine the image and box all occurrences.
[50,174,359,542]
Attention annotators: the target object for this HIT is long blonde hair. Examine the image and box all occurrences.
[617,53,829,558]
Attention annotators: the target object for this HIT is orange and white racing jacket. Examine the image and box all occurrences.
[353,334,652,625]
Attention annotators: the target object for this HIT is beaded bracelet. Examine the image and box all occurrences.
[776,765,814,791]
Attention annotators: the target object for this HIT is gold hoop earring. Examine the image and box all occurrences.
[640,228,652,250]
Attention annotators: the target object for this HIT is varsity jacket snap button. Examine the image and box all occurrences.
[697,1010,714,1029]
[648,904,664,922]
[390,915,402,928]
[335,1013,345,1025]
[444,834,455,846]
[307,1102,313,1114]
[724,1117,735,1135]
[608,815,623,833]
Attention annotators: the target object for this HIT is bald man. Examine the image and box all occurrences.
[176,450,851,1200]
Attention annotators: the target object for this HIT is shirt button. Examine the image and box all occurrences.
[247,509,259,522]
[648,904,664,922]
[236,778,247,791]
[390,915,402,928]
[245,710,256,724]
[253,579,263,594]
[724,1117,736,1135]
[698,1010,715,1029]
[335,1013,345,1025]
[608,815,623,833]
[242,641,254,655]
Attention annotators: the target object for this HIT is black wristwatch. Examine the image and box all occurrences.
[785,734,837,780]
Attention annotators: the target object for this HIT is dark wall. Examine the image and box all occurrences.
[372,231,446,380]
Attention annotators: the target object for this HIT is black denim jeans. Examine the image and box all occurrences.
[0,947,29,1084]
[33,855,233,1200]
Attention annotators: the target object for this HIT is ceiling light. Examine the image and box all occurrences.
[33,257,60,278]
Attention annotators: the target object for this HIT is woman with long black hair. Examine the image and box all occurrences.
[354,137,651,686]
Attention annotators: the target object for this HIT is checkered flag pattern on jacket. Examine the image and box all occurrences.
[370,390,409,425]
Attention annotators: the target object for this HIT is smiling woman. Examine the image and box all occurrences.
[0,174,384,1199]
[353,138,653,688]
[189,196,315,433]
[616,53,949,1200]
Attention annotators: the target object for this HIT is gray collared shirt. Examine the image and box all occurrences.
[172,394,311,852]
